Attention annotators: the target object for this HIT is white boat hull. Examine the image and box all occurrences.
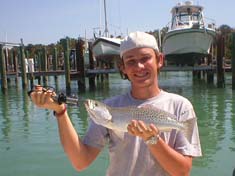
[92,37,121,59]
[163,28,216,64]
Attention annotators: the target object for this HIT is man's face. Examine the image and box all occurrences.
[121,47,162,89]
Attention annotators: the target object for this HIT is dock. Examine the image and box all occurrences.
[0,32,235,93]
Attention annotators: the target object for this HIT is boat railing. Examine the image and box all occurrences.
[165,17,215,31]
[204,17,216,30]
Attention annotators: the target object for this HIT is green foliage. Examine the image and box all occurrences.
[24,37,79,60]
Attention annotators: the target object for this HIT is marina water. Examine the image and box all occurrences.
[0,72,234,176]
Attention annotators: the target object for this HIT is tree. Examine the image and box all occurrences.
[219,24,233,60]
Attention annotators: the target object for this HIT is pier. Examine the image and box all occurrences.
[0,32,235,93]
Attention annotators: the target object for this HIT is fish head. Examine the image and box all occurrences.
[84,99,112,127]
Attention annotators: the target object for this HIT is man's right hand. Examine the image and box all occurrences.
[29,85,65,114]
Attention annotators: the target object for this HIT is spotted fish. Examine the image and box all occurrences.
[84,99,196,141]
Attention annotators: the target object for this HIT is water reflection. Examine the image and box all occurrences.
[0,73,235,176]
[0,88,32,145]
[22,90,30,134]
[191,85,235,171]
[228,92,235,152]
[0,91,11,143]
[191,87,226,166]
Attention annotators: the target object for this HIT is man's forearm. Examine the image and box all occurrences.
[148,137,192,176]
[56,112,100,171]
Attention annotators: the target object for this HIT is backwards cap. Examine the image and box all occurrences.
[120,31,159,58]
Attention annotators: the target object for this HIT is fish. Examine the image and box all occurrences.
[84,99,196,142]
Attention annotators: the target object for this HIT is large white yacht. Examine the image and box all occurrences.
[162,1,216,65]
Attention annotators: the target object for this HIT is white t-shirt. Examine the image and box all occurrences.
[83,90,202,176]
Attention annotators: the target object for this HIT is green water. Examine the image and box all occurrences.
[0,72,235,176]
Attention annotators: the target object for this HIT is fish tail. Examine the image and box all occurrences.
[182,117,197,142]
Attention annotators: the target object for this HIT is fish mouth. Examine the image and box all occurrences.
[84,99,97,119]
[84,99,94,113]
[84,99,89,109]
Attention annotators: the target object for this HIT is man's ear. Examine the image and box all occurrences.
[119,62,127,74]
[117,59,129,80]
[158,53,164,68]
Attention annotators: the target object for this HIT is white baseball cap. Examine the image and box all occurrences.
[120,31,159,58]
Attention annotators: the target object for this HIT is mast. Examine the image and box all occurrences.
[103,0,109,37]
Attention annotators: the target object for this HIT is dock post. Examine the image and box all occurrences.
[192,70,201,80]
[207,70,214,84]
[232,32,235,90]
[37,51,42,72]
[36,51,42,84]
[207,54,214,84]
[62,38,71,94]
[0,44,8,91]
[216,33,225,88]
[19,40,28,89]
[9,48,14,72]
[53,47,58,82]
[76,39,86,92]
[12,48,19,85]
[4,47,9,72]
[26,50,34,89]
[42,47,48,86]
[88,42,96,90]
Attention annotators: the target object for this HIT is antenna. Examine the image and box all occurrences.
[103,0,109,37]
[99,0,102,37]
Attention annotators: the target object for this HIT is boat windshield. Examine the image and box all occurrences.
[171,12,203,29]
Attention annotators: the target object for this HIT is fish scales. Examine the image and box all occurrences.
[84,99,196,142]
[109,106,184,132]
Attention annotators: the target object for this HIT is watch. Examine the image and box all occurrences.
[145,135,160,145]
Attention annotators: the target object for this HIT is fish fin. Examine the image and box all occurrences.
[182,117,197,142]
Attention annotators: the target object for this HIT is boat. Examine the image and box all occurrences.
[162,1,216,65]
[92,0,122,59]
[92,36,122,59]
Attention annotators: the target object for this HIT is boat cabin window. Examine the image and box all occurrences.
[179,13,190,24]
[192,14,198,21]
[171,11,202,29]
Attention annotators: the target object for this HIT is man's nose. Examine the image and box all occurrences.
[136,61,145,68]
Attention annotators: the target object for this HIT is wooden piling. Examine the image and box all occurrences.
[37,51,42,72]
[53,47,58,82]
[42,47,48,86]
[9,48,14,72]
[62,38,71,94]
[35,52,41,84]
[4,47,9,72]
[27,50,34,89]
[88,42,96,90]
[12,48,19,85]
[216,33,225,88]
[207,70,214,84]
[192,70,201,80]
[0,44,7,91]
[19,41,28,89]
[53,47,58,71]
[232,32,235,90]
[76,39,86,92]
[207,54,214,84]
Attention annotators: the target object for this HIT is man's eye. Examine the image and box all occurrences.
[126,60,135,66]
[141,56,151,63]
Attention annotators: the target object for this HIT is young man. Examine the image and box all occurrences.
[30,31,201,176]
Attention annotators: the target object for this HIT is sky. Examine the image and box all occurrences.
[1,0,235,45]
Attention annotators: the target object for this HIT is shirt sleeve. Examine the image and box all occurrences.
[174,107,202,157]
[82,119,109,149]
